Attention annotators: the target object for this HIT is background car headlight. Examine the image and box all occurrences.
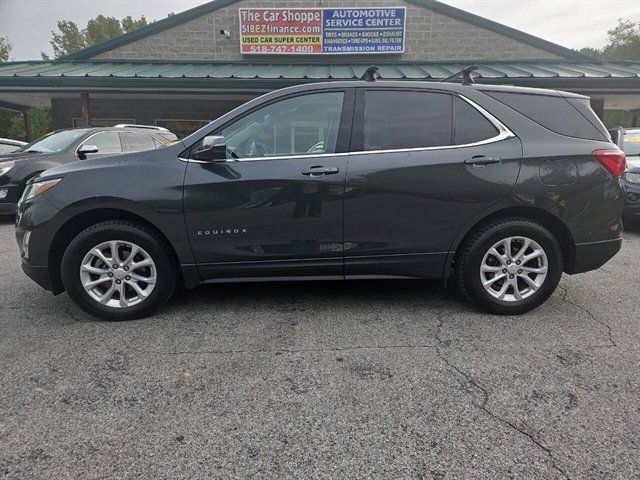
[20,178,62,203]
[0,160,15,176]
[625,172,640,184]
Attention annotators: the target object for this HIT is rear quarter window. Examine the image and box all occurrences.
[483,91,607,141]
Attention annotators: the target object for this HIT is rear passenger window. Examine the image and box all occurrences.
[363,90,452,150]
[484,91,606,141]
[123,132,157,152]
[454,97,499,145]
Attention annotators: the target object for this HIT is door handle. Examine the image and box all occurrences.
[464,155,501,166]
[302,166,340,177]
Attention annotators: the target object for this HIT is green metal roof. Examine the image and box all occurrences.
[1,60,640,92]
[58,0,587,62]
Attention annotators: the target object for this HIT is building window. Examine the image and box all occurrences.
[155,120,209,139]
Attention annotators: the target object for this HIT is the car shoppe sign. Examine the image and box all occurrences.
[239,7,406,55]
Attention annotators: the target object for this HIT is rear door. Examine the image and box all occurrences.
[344,87,522,278]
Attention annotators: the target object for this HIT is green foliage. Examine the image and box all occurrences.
[44,20,86,60]
[603,110,634,128]
[122,15,148,33]
[1,108,52,142]
[42,15,148,59]
[85,15,123,46]
[0,36,12,62]
[578,18,640,61]
[577,47,603,61]
[603,19,640,60]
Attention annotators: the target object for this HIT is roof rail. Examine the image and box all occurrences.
[438,65,479,85]
[360,65,380,82]
[114,124,170,132]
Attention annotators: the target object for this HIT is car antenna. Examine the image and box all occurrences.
[360,65,380,82]
[439,65,479,85]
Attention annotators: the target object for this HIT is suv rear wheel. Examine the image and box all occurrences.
[61,221,176,320]
[455,218,562,315]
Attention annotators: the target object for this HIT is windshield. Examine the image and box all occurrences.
[623,132,640,157]
[18,130,87,154]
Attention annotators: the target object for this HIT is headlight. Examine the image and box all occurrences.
[0,160,15,176]
[20,178,62,203]
[625,172,640,184]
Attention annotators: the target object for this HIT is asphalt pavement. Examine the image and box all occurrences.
[0,216,639,479]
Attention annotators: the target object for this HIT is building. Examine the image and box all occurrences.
[1,0,640,139]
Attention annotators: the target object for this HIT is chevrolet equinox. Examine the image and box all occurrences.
[15,79,625,320]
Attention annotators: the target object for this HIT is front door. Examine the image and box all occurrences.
[344,88,522,278]
[183,89,353,281]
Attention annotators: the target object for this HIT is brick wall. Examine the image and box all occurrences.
[51,97,250,131]
[93,0,562,62]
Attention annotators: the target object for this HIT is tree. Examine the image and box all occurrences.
[43,20,86,59]
[577,18,640,61]
[6,108,52,142]
[42,15,148,59]
[602,19,640,60]
[0,36,12,62]
[122,15,148,33]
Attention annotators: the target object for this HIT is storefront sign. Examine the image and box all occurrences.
[239,7,406,55]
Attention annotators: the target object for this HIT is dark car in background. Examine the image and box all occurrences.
[0,137,27,155]
[16,80,625,320]
[0,125,177,214]
[610,127,640,221]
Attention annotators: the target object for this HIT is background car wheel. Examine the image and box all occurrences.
[455,217,563,315]
[61,221,177,320]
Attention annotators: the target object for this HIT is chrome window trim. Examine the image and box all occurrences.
[180,93,515,164]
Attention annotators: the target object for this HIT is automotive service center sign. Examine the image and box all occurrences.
[239,7,406,55]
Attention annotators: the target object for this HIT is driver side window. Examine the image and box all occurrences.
[219,91,344,159]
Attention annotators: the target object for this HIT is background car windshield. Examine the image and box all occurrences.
[20,130,87,153]
[220,92,344,159]
[623,132,640,156]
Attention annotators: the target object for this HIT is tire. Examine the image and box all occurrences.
[61,221,177,321]
[455,217,562,315]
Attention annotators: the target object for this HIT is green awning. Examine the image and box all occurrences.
[1,60,640,91]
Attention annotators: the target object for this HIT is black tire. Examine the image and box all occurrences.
[455,217,562,315]
[61,221,177,321]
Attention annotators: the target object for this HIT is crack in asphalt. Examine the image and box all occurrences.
[131,343,440,356]
[435,318,570,480]
[558,285,617,348]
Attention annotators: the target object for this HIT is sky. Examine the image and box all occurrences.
[1,0,639,61]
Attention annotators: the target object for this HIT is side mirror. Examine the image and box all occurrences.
[191,135,227,162]
[77,144,98,159]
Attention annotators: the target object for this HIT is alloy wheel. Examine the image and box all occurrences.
[480,236,548,302]
[79,240,157,308]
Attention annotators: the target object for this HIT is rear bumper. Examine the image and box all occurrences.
[566,237,622,274]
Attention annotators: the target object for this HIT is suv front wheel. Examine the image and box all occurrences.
[455,218,563,315]
[61,221,177,320]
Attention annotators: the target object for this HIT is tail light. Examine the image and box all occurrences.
[593,149,626,177]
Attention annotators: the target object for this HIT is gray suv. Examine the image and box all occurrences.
[15,78,625,320]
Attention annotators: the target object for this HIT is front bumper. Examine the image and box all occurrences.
[15,194,67,294]
[566,237,622,274]
[21,259,56,291]
[623,179,640,218]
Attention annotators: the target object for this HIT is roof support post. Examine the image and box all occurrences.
[23,108,33,142]
[590,98,605,120]
[81,92,91,127]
